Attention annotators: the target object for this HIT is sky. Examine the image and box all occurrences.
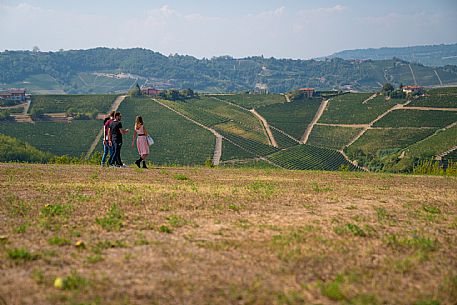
[1,0,456,59]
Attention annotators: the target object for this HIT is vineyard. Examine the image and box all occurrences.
[373,109,457,128]
[111,97,215,165]
[319,94,401,124]
[345,128,437,158]
[212,94,285,108]
[256,96,322,139]
[401,124,457,159]
[307,125,363,150]
[267,144,358,171]
[0,120,100,156]
[2,88,457,172]
[30,94,117,114]
[409,87,457,108]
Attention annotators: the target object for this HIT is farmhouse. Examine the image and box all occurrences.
[402,85,424,95]
[299,88,315,98]
[0,88,26,102]
[254,83,268,94]
[141,87,161,96]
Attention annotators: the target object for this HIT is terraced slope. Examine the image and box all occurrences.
[212,94,285,108]
[307,125,364,150]
[319,94,401,124]
[267,144,359,171]
[0,121,101,156]
[30,94,117,114]
[256,97,322,139]
[409,87,457,108]
[112,97,215,165]
[345,128,437,158]
[402,124,457,159]
[373,109,457,128]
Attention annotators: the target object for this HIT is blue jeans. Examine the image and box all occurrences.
[109,142,123,166]
[101,141,114,165]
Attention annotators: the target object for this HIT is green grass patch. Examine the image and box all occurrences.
[95,204,124,231]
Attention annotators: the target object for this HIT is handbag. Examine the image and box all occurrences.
[146,135,154,145]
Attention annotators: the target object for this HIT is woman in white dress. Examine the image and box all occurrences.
[131,116,150,168]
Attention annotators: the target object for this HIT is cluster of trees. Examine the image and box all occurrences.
[129,83,197,101]
[381,83,406,99]
[1,48,456,93]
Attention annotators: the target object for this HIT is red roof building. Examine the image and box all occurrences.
[299,88,315,98]
[0,88,26,102]
[141,87,161,96]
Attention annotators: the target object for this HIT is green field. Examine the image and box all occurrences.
[0,121,100,156]
[319,94,401,124]
[256,97,322,139]
[307,125,364,150]
[108,97,215,165]
[409,87,457,108]
[345,128,437,158]
[30,94,116,114]
[402,124,457,159]
[267,144,358,171]
[373,109,457,128]
[1,74,65,94]
[69,73,140,94]
[212,94,285,108]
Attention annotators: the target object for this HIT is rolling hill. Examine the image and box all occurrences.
[327,43,457,67]
[1,48,457,94]
[1,86,457,173]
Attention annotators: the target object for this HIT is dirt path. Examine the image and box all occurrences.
[0,102,27,110]
[85,95,127,159]
[345,103,405,148]
[436,145,457,160]
[153,99,223,166]
[250,109,278,148]
[210,96,276,147]
[315,123,369,128]
[362,93,378,104]
[300,99,329,144]
[339,149,369,172]
[434,70,443,86]
[409,64,417,85]
[402,106,457,112]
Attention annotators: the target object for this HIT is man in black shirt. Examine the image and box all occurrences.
[108,112,129,167]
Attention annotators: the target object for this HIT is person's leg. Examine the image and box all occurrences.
[141,154,149,168]
[108,144,116,166]
[116,142,123,166]
[111,142,120,166]
[101,142,109,166]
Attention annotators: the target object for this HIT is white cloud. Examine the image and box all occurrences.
[298,4,347,17]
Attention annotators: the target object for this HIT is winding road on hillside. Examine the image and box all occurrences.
[300,99,329,144]
[86,95,126,158]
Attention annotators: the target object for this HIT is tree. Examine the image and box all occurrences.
[32,46,40,52]
[382,83,394,93]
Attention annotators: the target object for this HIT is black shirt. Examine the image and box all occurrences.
[109,120,123,143]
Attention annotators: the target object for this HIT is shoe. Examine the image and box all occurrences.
[135,159,141,168]
[142,161,148,169]
[120,164,128,168]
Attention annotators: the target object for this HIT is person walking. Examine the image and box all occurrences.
[108,112,129,167]
[131,116,150,169]
[101,111,115,166]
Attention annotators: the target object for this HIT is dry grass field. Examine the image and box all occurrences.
[0,163,456,305]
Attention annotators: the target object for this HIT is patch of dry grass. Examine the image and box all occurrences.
[0,164,456,304]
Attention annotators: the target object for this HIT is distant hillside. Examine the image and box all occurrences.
[327,43,457,67]
[1,48,457,94]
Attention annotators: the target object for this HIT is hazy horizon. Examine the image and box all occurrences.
[1,0,457,59]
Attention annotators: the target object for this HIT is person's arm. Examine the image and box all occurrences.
[108,126,112,146]
[120,128,129,134]
[131,129,136,148]
[143,126,148,136]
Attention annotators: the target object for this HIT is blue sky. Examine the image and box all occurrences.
[1,0,456,59]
